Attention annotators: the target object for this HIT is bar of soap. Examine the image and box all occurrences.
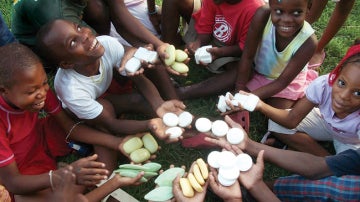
[163,112,179,127]
[226,128,244,144]
[125,57,141,73]
[195,117,212,133]
[211,120,229,137]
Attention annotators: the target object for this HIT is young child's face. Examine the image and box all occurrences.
[331,63,360,118]
[46,20,105,67]
[1,63,49,112]
[269,0,308,38]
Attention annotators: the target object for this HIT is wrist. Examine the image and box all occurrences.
[148,6,158,15]
[224,197,242,202]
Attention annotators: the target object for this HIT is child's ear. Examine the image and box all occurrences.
[59,61,75,69]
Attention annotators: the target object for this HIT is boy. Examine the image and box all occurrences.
[36,19,186,167]
[0,43,144,201]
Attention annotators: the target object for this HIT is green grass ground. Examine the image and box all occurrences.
[1,0,359,201]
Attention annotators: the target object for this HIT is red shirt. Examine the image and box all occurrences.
[193,0,264,49]
[0,90,63,174]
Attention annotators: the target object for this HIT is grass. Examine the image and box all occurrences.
[1,0,360,201]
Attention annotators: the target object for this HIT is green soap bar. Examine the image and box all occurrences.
[155,167,185,186]
[144,186,173,201]
[142,162,162,172]
[130,148,151,163]
[115,170,148,182]
[122,137,143,154]
[142,133,158,154]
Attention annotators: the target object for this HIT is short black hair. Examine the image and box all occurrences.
[0,43,41,87]
[35,19,64,67]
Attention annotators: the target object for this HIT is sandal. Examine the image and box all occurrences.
[260,132,287,150]
[228,111,250,134]
[181,133,220,149]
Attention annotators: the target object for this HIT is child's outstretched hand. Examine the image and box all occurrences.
[52,166,89,202]
[118,133,159,163]
[156,100,186,118]
[237,150,265,191]
[156,42,172,62]
[204,115,249,152]
[148,118,183,143]
[110,172,145,188]
[208,167,242,202]
[172,161,209,202]
[70,154,109,186]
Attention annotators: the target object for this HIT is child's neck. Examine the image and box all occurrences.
[275,30,301,52]
[74,59,101,77]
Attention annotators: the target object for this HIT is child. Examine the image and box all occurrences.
[175,0,264,100]
[235,0,317,109]
[36,19,186,167]
[234,40,360,156]
[0,43,144,201]
[206,115,360,201]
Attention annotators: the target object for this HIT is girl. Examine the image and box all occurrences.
[236,40,360,156]
[236,0,317,109]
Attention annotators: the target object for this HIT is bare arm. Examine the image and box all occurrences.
[104,0,165,49]
[54,110,122,150]
[236,6,269,91]
[0,163,51,194]
[256,95,316,128]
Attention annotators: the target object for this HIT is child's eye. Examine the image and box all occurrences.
[77,25,81,31]
[70,40,76,47]
[337,79,345,88]
[293,11,301,16]
[275,9,282,15]
[354,90,360,97]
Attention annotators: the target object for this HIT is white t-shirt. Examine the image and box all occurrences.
[54,35,125,119]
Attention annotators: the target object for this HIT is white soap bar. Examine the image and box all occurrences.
[235,153,253,172]
[163,112,179,127]
[207,151,221,168]
[195,117,212,133]
[218,166,240,180]
[233,93,259,112]
[217,151,236,168]
[178,111,193,127]
[243,94,259,112]
[125,57,141,73]
[211,120,229,137]
[217,173,237,187]
[217,95,227,113]
[194,45,212,65]
[226,128,244,144]
[133,47,159,63]
[166,126,183,139]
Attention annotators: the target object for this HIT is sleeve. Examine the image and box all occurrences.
[235,2,263,49]
[0,126,15,168]
[97,35,124,69]
[58,88,103,120]
[305,75,328,105]
[325,149,360,176]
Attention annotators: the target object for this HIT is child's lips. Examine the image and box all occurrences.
[33,100,45,109]
[89,39,98,51]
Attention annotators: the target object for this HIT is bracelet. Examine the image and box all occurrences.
[148,7,158,15]
[49,170,54,191]
[65,121,84,143]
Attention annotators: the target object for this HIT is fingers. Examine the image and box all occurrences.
[256,150,265,170]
